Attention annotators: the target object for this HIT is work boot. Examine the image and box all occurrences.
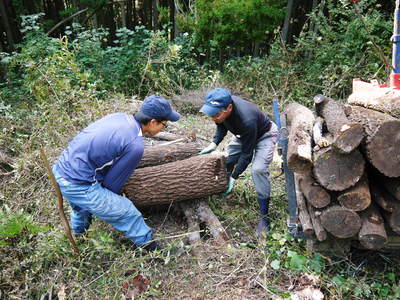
[143,241,162,252]
[256,197,270,239]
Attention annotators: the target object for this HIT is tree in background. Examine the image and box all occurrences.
[194,0,285,66]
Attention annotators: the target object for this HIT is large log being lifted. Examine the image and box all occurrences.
[314,95,364,153]
[123,153,228,207]
[285,103,315,174]
[138,142,202,168]
[346,105,400,177]
[320,205,362,238]
[313,147,365,191]
[348,79,400,119]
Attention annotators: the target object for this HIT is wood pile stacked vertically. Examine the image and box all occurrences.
[286,82,400,251]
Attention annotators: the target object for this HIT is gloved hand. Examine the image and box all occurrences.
[223,177,235,196]
[198,142,217,155]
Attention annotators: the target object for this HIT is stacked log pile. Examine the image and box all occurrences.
[286,88,400,251]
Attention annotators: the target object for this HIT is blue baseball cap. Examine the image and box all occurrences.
[138,95,180,121]
[200,88,233,117]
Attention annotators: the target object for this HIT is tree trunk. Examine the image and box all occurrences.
[313,147,365,191]
[285,103,315,174]
[0,0,20,50]
[126,0,133,29]
[337,175,371,211]
[314,95,364,153]
[348,79,400,119]
[358,203,387,250]
[294,175,314,237]
[320,205,362,238]
[152,0,159,29]
[138,142,202,168]
[123,153,228,207]
[169,0,175,40]
[297,172,331,208]
[346,105,400,177]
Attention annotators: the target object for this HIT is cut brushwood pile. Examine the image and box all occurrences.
[122,135,230,248]
[286,91,400,251]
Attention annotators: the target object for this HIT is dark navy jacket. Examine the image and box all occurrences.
[55,113,144,193]
[212,96,271,179]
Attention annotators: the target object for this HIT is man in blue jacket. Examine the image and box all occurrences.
[52,95,180,251]
[199,88,278,238]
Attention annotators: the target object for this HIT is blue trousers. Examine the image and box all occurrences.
[227,122,278,199]
[52,166,152,246]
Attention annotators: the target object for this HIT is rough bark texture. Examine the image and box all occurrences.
[138,142,202,168]
[307,202,327,242]
[314,95,364,153]
[337,175,371,211]
[313,147,365,191]
[298,172,331,208]
[123,153,228,207]
[348,79,400,118]
[285,103,315,174]
[346,105,400,177]
[320,205,362,238]
[358,203,387,250]
[295,175,314,236]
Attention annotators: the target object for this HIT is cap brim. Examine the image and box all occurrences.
[166,110,181,122]
[199,104,221,117]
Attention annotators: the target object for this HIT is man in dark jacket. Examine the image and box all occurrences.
[199,88,278,237]
[52,95,180,251]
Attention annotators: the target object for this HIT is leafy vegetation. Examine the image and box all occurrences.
[1,0,400,299]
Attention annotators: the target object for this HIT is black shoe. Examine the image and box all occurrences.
[256,218,270,239]
[143,241,162,252]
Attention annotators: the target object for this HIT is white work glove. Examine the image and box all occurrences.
[198,142,217,155]
[223,177,236,196]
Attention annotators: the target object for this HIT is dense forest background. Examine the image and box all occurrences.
[2,1,400,298]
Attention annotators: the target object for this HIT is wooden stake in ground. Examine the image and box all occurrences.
[314,94,364,153]
[123,153,228,207]
[285,103,315,174]
[40,148,79,257]
[346,105,400,177]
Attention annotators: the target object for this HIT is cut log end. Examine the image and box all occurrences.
[359,235,387,250]
[320,206,362,238]
[333,123,364,153]
[367,120,400,177]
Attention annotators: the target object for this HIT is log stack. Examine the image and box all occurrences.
[286,88,400,251]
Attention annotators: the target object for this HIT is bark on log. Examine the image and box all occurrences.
[123,153,228,207]
[320,205,362,238]
[348,79,400,119]
[337,175,371,211]
[152,131,196,142]
[314,95,364,153]
[196,200,230,245]
[285,103,315,174]
[297,172,331,208]
[138,142,202,168]
[294,175,314,236]
[179,201,201,245]
[358,203,387,250]
[307,202,327,242]
[346,105,400,177]
[313,147,365,191]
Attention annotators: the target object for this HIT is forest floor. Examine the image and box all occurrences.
[1,94,400,299]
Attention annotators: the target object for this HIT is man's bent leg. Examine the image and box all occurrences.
[87,183,152,246]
